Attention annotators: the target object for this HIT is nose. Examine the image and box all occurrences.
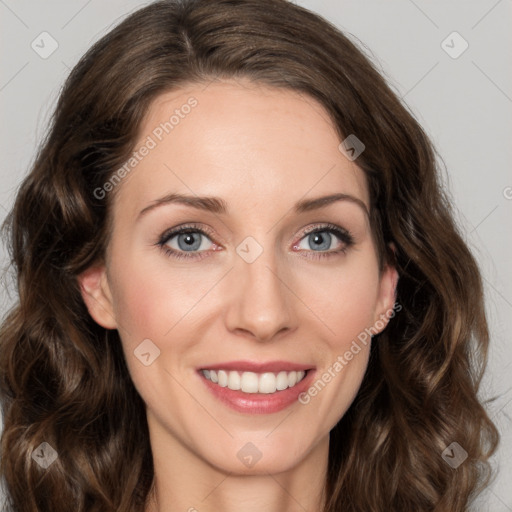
[224,246,296,342]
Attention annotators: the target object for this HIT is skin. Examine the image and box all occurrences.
[79,79,398,512]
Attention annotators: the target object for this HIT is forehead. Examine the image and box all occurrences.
[114,79,369,220]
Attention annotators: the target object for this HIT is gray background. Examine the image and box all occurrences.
[1,1,511,510]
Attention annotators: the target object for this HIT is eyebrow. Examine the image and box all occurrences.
[137,192,369,219]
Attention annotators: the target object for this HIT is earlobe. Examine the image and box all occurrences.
[77,265,117,330]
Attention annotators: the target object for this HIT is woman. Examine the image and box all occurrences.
[0,0,499,510]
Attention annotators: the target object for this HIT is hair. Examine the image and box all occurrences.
[0,0,499,510]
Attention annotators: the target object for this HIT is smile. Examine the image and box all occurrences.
[197,360,315,414]
[201,369,307,394]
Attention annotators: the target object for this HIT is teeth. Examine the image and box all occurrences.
[241,372,259,393]
[202,369,307,394]
[228,371,241,390]
[258,372,276,394]
[276,371,290,390]
[218,370,228,387]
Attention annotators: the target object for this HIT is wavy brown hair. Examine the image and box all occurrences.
[0,0,499,510]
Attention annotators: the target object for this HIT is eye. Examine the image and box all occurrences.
[167,231,211,251]
[294,223,354,259]
[156,222,354,261]
[157,224,217,260]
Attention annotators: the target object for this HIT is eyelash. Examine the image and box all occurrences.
[156,222,355,261]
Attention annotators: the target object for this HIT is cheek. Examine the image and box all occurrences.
[297,256,381,346]
[108,253,222,356]
[108,238,192,328]
[108,261,199,405]
[299,265,378,428]
[111,277,163,340]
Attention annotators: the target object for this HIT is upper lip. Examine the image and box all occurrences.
[199,360,314,373]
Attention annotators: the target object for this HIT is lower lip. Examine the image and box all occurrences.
[198,370,316,414]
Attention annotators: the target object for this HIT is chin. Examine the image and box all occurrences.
[199,434,321,476]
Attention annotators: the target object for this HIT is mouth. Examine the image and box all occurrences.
[201,369,308,394]
[197,361,315,414]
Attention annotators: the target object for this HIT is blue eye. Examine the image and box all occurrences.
[298,230,341,251]
[158,226,215,260]
[166,231,212,252]
[294,224,354,259]
[156,223,354,261]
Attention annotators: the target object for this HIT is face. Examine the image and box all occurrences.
[79,79,397,476]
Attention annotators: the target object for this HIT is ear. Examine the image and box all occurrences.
[372,242,399,334]
[77,265,117,329]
